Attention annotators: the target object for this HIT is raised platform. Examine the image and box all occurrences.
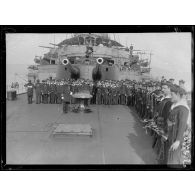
[53,124,93,137]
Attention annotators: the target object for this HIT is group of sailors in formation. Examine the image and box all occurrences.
[24,77,191,167]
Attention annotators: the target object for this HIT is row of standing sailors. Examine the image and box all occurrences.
[25,80,163,109]
[25,80,93,104]
[26,79,155,105]
[25,79,191,166]
[131,83,191,166]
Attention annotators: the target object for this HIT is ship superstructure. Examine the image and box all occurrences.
[31,33,152,82]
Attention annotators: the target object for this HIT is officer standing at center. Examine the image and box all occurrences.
[24,80,34,104]
[56,80,62,104]
[42,80,49,104]
[49,81,55,104]
[62,83,71,113]
[34,79,41,104]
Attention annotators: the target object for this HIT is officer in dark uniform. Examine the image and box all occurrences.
[35,79,41,104]
[146,83,153,119]
[140,83,147,119]
[53,80,57,104]
[92,81,97,104]
[40,80,44,103]
[115,85,120,105]
[130,83,135,107]
[169,78,174,84]
[24,80,34,104]
[96,87,101,105]
[42,81,49,104]
[179,79,186,90]
[56,81,62,104]
[120,83,126,105]
[107,85,112,105]
[62,84,71,113]
[127,84,132,106]
[136,84,142,116]
[135,83,140,112]
[110,85,114,105]
[49,81,56,104]
[104,85,109,105]
[100,85,104,104]
[47,81,51,103]
[101,85,105,105]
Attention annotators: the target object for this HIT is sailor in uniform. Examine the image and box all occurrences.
[34,79,41,104]
[42,80,49,104]
[153,82,172,162]
[24,80,34,104]
[92,81,97,104]
[50,80,56,104]
[56,80,62,104]
[120,82,126,105]
[131,82,136,107]
[179,80,186,90]
[96,86,101,105]
[141,83,147,119]
[62,83,71,113]
[167,86,190,165]
[47,80,52,104]
[169,78,175,85]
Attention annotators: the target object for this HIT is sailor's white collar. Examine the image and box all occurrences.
[160,94,171,101]
[171,98,189,111]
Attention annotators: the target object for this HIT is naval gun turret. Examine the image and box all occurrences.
[92,58,104,81]
[32,33,152,82]
[56,56,80,80]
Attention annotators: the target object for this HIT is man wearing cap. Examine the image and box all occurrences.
[39,80,44,103]
[50,81,56,104]
[91,81,96,104]
[96,87,101,105]
[154,82,173,163]
[127,83,133,107]
[56,81,62,104]
[145,83,152,119]
[34,79,41,104]
[161,76,165,84]
[179,80,186,90]
[42,81,49,104]
[47,81,52,104]
[53,80,57,104]
[61,83,71,113]
[140,83,147,119]
[24,80,34,104]
[169,78,175,85]
[130,83,135,107]
[137,84,143,117]
[121,83,127,105]
[113,84,117,105]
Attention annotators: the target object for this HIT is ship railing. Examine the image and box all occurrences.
[6,82,27,97]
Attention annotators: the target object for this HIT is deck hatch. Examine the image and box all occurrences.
[53,124,93,137]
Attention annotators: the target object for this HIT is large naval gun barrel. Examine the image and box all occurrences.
[56,58,80,80]
[92,58,103,81]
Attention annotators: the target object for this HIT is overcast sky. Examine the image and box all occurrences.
[6,33,192,90]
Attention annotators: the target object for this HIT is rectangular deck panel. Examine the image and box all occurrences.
[53,124,93,136]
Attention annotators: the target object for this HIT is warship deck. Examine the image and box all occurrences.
[6,94,157,164]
